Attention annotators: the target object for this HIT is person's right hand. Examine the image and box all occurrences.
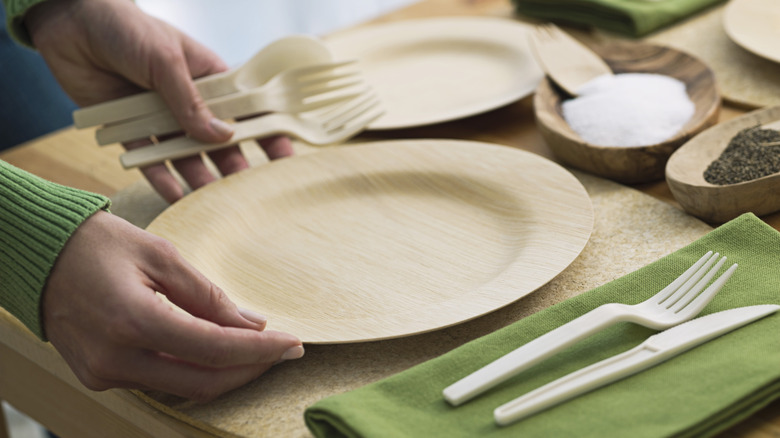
[25,0,294,203]
[43,211,304,401]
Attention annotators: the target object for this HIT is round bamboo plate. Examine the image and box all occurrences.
[666,106,780,223]
[534,41,720,184]
[324,17,544,130]
[723,0,780,64]
[145,139,593,343]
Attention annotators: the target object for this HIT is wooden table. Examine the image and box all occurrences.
[1,1,779,437]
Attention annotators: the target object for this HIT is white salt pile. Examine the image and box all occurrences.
[561,73,695,147]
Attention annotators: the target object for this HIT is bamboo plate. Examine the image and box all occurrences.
[146,140,593,343]
[323,17,544,130]
[723,0,780,64]
[666,106,780,223]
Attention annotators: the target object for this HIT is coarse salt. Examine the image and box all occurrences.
[561,73,694,147]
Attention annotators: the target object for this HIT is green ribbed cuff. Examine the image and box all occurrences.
[0,160,110,339]
[2,0,49,47]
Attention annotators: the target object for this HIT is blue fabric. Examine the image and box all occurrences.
[0,6,76,150]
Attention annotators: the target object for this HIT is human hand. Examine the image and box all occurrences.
[43,211,303,401]
[25,0,294,203]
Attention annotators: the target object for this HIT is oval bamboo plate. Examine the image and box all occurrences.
[535,41,720,184]
[723,0,780,64]
[146,140,593,343]
[324,17,544,130]
[666,106,780,223]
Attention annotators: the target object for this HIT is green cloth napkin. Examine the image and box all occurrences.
[305,213,780,438]
[511,0,726,37]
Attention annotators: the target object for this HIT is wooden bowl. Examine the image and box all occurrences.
[666,106,780,223]
[534,41,721,184]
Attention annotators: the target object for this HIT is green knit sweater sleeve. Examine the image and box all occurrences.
[0,160,110,339]
[2,0,48,47]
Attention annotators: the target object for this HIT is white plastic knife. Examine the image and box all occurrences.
[493,304,780,426]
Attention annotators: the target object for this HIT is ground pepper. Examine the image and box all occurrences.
[703,126,780,185]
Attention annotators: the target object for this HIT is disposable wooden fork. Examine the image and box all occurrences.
[119,92,383,169]
[444,251,737,406]
[72,35,335,128]
[95,61,363,145]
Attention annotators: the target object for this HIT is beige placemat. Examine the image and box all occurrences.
[110,162,711,438]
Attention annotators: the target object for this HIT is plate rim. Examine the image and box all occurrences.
[324,16,544,130]
[723,0,780,64]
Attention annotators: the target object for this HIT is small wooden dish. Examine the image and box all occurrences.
[666,106,780,223]
[534,41,721,184]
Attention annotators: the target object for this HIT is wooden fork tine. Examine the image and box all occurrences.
[298,70,362,87]
[330,108,384,141]
[322,93,380,131]
[291,59,358,80]
[299,89,368,112]
[302,78,366,98]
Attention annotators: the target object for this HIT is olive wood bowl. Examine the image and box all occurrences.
[666,105,780,223]
[534,41,721,184]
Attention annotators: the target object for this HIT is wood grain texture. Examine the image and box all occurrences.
[324,16,544,129]
[146,139,593,343]
[534,41,720,184]
[666,106,780,223]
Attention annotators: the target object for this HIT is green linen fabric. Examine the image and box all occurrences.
[0,160,110,339]
[305,213,780,438]
[512,0,726,37]
[2,0,48,47]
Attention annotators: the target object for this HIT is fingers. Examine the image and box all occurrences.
[146,33,232,144]
[258,135,295,160]
[143,307,302,369]
[142,239,257,329]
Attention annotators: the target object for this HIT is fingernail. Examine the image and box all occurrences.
[281,345,305,361]
[238,307,267,325]
[210,117,234,137]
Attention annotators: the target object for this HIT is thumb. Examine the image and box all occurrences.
[151,34,234,143]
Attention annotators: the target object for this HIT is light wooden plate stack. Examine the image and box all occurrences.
[146,139,594,343]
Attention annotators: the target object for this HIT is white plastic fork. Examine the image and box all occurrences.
[443,251,737,406]
[94,61,363,145]
[119,92,383,169]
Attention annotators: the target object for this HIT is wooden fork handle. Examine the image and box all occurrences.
[72,69,239,129]
[95,89,268,146]
[119,113,290,169]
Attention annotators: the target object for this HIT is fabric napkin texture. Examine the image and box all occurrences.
[305,213,780,438]
[511,0,726,37]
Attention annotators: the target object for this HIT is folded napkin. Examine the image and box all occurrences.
[512,0,726,37]
[305,213,780,438]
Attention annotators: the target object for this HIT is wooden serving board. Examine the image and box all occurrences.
[111,154,712,437]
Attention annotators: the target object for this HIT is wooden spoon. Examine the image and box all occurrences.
[666,106,780,223]
[527,24,613,96]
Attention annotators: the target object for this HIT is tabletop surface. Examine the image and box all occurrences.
[1,0,779,437]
